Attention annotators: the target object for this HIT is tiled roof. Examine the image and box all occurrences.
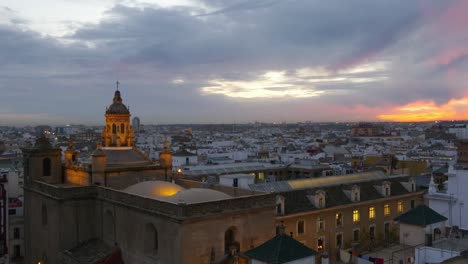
[394,204,447,226]
[102,149,151,167]
[249,171,388,192]
[61,239,121,264]
[279,176,417,215]
[244,234,317,264]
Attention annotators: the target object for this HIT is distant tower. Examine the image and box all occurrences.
[101,82,135,147]
[132,116,141,133]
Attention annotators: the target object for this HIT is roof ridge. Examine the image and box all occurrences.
[275,234,283,264]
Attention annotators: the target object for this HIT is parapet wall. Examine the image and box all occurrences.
[25,180,275,220]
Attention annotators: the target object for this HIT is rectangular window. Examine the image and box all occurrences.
[317,238,324,251]
[317,216,324,231]
[13,228,19,239]
[397,201,403,213]
[297,220,305,235]
[353,210,360,222]
[13,245,20,259]
[369,207,375,219]
[353,229,360,241]
[336,233,343,248]
[369,226,375,240]
[336,213,343,227]
[384,204,390,216]
[385,222,390,238]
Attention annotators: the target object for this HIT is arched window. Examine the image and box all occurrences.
[120,124,125,133]
[144,223,158,254]
[112,124,117,134]
[224,227,239,254]
[42,204,47,226]
[43,158,51,176]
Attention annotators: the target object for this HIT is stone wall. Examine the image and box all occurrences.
[25,181,277,264]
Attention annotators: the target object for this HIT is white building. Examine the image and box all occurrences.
[448,124,468,140]
[219,174,254,189]
[172,149,198,171]
[132,116,140,133]
[427,167,467,231]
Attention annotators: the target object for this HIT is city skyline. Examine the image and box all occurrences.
[2,0,468,125]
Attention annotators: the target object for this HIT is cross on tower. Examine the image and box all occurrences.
[116,80,120,91]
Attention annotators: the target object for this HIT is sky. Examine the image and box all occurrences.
[2,0,468,125]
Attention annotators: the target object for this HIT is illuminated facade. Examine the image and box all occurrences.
[101,89,134,147]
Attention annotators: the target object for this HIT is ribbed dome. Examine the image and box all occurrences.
[106,90,130,114]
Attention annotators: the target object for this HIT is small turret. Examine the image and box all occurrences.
[92,145,107,186]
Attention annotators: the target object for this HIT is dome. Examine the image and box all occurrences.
[123,181,185,198]
[106,90,130,114]
[165,188,231,204]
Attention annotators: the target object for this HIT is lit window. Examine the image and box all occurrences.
[317,238,324,251]
[384,204,390,216]
[353,210,360,222]
[297,220,305,235]
[336,213,343,227]
[397,201,403,213]
[369,207,375,219]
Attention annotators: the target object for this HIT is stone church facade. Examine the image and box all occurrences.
[23,88,276,264]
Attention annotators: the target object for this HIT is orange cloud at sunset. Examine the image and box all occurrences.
[377,97,468,122]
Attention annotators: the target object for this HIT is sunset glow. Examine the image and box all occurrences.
[378,97,468,122]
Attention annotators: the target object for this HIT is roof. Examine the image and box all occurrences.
[123,181,231,204]
[173,149,197,157]
[166,188,231,204]
[394,204,447,226]
[106,90,129,115]
[244,234,316,264]
[183,162,283,177]
[278,176,415,215]
[123,180,185,197]
[61,239,123,264]
[101,148,152,167]
[249,171,388,193]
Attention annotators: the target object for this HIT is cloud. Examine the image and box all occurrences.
[378,97,468,122]
[1,0,468,124]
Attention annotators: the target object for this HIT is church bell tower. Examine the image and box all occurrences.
[101,82,135,147]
